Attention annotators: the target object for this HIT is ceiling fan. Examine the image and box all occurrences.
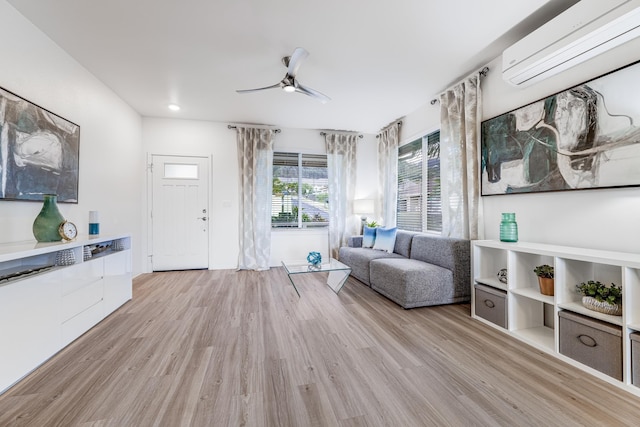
[236,47,331,104]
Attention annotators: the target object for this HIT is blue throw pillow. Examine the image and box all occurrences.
[362,226,377,248]
[373,227,397,253]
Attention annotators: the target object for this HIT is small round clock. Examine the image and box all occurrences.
[58,220,78,241]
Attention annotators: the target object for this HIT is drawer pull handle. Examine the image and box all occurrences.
[484,299,495,308]
[577,334,597,348]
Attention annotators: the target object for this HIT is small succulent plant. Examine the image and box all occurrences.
[576,280,622,305]
[533,264,554,279]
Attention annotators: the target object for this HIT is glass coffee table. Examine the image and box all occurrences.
[282,258,352,297]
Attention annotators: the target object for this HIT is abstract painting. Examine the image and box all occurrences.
[0,86,80,203]
[481,60,640,196]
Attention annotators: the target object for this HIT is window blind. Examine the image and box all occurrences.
[426,131,442,232]
[397,139,423,231]
[396,130,441,233]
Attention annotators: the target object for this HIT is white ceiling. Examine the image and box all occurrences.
[7,0,578,133]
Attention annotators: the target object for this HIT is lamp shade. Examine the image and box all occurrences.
[353,199,374,215]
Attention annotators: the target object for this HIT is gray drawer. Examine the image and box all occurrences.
[631,332,640,386]
[474,283,507,329]
[559,310,622,380]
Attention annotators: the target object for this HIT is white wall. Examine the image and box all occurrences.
[0,1,144,272]
[271,130,377,265]
[403,36,640,253]
[141,120,378,269]
[141,119,235,270]
[481,38,640,253]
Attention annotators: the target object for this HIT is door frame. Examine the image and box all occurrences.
[145,152,213,273]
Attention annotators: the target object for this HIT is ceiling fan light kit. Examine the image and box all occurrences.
[236,47,331,103]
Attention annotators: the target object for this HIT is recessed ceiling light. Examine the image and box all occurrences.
[168,104,180,111]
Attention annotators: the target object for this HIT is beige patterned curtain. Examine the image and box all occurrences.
[439,75,481,239]
[236,127,275,270]
[325,133,359,259]
[377,122,401,228]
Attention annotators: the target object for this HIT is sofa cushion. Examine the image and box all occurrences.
[362,226,376,248]
[410,234,470,300]
[348,235,363,248]
[370,258,456,308]
[393,230,415,258]
[373,227,397,253]
[338,247,403,285]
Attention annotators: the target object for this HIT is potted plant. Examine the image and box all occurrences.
[576,280,622,316]
[533,264,554,296]
[366,220,379,228]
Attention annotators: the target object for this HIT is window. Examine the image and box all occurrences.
[272,152,329,228]
[397,130,441,232]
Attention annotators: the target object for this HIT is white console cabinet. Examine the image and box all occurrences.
[0,234,132,393]
[472,240,640,396]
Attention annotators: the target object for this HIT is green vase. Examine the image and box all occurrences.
[33,194,64,242]
[499,212,518,242]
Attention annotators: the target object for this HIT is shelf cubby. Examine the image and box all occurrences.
[473,245,508,291]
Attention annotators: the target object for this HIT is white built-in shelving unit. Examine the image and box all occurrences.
[0,233,132,394]
[472,240,640,396]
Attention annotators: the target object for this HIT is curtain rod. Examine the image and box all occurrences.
[430,66,489,105]
[375,120,403,138]
[228,124,281,133]
[320,131,364,138]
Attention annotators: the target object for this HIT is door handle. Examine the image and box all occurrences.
[197,217,208,221]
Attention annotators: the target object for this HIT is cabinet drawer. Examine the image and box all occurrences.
[474,283,507,328]
[61,301,104,346]
[559,310,622,380]
[61,259,104,296]
[61,279,104,322]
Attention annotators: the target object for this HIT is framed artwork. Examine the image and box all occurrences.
[481,60,640,196]
[0,86,80,203]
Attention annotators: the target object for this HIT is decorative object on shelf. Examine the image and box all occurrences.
[91,244,110,256]
[0,85,80,202]
[58,220,78,241]
[33,194,65,242]
[89,210,100,235]
[533,264,555,296]
[499,212,518,242]
[306,251,322,266]
[83,246,92,261]
[497,268,508,284]
[576,280,622,316]
[54,249,76,266]
[481,60,640,196]
[112,239,124,251]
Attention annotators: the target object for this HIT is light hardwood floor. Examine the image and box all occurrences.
[1,268,640,426]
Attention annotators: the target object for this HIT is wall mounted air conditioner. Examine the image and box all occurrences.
[503,0,640,87]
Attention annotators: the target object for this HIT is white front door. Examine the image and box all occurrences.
[151,155,209,271]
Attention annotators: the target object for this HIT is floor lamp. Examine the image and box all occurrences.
[353,199,374,235]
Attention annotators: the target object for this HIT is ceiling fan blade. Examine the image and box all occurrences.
[287,47,309,77]
[236,82,281,94]
[295,83,331,104]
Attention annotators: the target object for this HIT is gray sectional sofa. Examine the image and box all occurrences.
[338,230,470,308]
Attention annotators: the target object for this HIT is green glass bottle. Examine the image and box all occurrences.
[32,194,64,242]
[499,212,518,242]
